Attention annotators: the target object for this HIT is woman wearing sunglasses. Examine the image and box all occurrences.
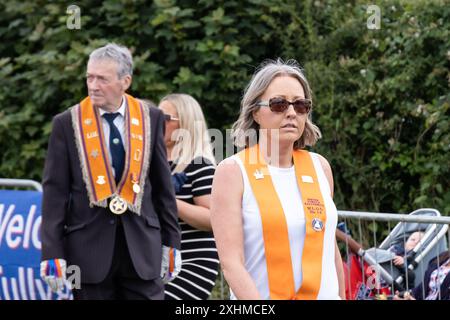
[158,93,219,300]
[210,59,345,300]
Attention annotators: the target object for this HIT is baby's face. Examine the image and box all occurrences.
[405,232,424,251]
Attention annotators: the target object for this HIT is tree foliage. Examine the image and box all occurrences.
[0,0,448,225]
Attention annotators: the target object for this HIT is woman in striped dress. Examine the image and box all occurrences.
[158,93,219,300]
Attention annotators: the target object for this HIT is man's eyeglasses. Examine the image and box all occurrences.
[163,114,179,122]
[257,97,312,114]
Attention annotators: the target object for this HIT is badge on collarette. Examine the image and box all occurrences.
[132,183,141,194]
[131,173,141,194]
[254,169,264,180]
[90,149,99,159]
[131,133,143,141]
[133,149,141,162]
[312,218,324,232]
[87,131,98,139]
[301,175,314,183]
[96,175,106,185]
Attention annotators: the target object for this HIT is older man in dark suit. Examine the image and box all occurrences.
[40,43,181,300]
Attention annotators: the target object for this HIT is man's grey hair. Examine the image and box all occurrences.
[89,43,133,78]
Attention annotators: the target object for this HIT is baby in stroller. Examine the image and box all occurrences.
[386,231,425,289]
[337,208,448,300]
[389,231,424,268]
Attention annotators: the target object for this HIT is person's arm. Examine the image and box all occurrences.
[335,228,364,256]
[393,255,405,266]
[176,160,215,231]
[176,195,212,231]
[41,115,70,260]
[335,240,346,299]
[40,114,71,292]
[317,153,346,299]
[149,108,181,249]
[210,159,261,299]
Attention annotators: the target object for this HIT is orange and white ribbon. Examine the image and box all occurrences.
[238,144,327,299]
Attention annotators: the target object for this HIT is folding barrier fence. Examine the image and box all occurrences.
[0,178,72,300]
[212,209,450,300]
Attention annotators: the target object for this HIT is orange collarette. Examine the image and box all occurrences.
[238,144,327,299]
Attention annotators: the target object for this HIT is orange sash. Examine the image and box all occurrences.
[238,144,327,299]
[71,94,151,215]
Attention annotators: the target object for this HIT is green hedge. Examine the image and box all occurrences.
[1,0,448,231]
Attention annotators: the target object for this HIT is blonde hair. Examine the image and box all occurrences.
[160,94,216,173]
[231,58,322,149]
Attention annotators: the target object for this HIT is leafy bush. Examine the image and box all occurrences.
[0,0,448,241]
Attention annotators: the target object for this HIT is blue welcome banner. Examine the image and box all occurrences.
[0,190,72,300]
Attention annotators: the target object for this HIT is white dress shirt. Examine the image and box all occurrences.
[98,96,126,177]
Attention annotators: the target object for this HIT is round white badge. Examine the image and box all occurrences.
[109,196,127,215]
[312,218,324,232]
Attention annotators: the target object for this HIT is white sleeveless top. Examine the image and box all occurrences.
[229,152,340,300]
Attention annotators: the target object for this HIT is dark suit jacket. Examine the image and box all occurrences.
[41,103,181,284]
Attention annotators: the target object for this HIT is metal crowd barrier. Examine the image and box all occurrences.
[211,209,450,300]
[0,178,42,192]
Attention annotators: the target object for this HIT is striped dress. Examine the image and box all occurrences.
[164,157,220,300]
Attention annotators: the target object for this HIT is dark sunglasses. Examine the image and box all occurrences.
[257,97,312,114]
[163,114,179,122]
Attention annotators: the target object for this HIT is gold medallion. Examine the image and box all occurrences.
[109,196,127,215]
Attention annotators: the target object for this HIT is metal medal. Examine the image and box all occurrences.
[133,183,141,194]
[109,196,127,215]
